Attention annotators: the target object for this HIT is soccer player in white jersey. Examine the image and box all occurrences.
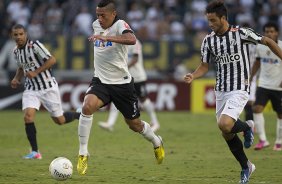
[77,0,164,175]
[10,24,80,160]
[98,38,160,132]
[250,22,282,151]
[184,1,282,183]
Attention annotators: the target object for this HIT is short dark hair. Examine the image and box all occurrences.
[12,24,27,32]
[263,22,279,32]
[205,0,227,18]
[98,0,116,9]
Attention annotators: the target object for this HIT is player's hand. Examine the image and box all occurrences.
[184,73,194,84]
[25,71,37,79]
[11,79,21,88]
[88,35,107,42]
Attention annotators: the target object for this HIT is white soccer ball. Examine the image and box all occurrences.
[49,157,73,181]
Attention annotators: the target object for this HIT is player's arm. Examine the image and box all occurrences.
[250,58,260,81]
[26,56,56,79]
[88,32,136,45]
[261,36,282,60]
[11,67,24,88]
[184,62,209,84]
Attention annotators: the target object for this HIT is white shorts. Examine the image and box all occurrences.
[22,84,63,117]
[215,90,249,122]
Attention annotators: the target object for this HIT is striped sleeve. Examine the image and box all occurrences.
[239,27,263,44]
[201,35,211,63]
[33,40,51,61]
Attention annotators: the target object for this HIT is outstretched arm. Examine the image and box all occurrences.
[250,59,260,82]
[11,67,24,88]
[184,62,209,84]
[261,36,282,60]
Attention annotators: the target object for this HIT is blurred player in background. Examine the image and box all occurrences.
[250,22,282,151]
[184,1,282,183]
[98,38,160,132]
[76,0,164,175]
[10,24,80,159]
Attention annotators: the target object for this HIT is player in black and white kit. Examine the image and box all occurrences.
[184,1,282,184]
[250,22,282,151]
[10,24,80,160]
[76,0,164,175]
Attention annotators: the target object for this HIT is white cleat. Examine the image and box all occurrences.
[98,121,114,132]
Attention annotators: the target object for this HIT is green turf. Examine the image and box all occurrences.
[0,110,281,184]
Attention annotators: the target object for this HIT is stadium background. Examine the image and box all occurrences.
[0,0,280,112]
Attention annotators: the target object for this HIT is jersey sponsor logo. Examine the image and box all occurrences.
[216,53,241,64]
[22,62,36,69]
[261,58,279,64]
[94,40,113,48]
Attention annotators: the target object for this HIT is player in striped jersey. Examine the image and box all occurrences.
[184,1,282,184]
[250,22,282,151]
[10,24,80,160]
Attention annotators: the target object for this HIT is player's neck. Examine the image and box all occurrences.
[217,23,229,36]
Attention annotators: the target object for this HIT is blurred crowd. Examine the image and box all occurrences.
[1,0,282,76]
[1,0,282,41]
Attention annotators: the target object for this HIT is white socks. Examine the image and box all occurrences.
[107,103,119,126]
[253,113,267,141]
[140,120,161,148]
[78,113,93,156]
[275,119,282,144]
[141,99,159,126]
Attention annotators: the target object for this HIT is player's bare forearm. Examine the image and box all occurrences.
[107,33,136,45]
[34,56,56,75]
[14,68,24,81]
[250,59,260,81]
[262,36,282,60]
[184,62,209,83]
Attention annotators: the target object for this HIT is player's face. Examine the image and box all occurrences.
[264,27,279,41]
[206,13,226,35]
[96,6,117,29]
[12,28,27,48]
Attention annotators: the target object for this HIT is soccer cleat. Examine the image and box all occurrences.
[23,151,42,159]
[239,161,255,184]
[154,136,165,164]
[244,120,254,148]
[98,121,114,132]
[254,140,270,150]
[273,144,282,151]
[151,123,160,132]
[77,155,88,175]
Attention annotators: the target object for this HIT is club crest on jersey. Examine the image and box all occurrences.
[94,40,112,47]
[216,53,241,64]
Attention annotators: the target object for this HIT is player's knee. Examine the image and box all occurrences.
[52,117,64,125]
[126,119,143,132]
[252,105,263,113]
[24,114,34,123]
[218,121,232,133]
[82,103,95,115]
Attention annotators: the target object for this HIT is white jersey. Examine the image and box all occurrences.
[92,18,133,84]
[128,39,147,82]
[255,40,282,91]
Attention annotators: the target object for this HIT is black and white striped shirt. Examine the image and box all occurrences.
[13,40,56,90]
[201,25,263,92]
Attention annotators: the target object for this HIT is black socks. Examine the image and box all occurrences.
[63,112,80,123]
[226,134,248,169]
[25,122,38,152]
[230,119,250,134]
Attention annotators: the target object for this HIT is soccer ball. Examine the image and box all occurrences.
[49,157,73,181]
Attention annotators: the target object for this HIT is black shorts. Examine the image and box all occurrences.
[134,81,148,99]
[254,87,282,113]
[86,77,140,119]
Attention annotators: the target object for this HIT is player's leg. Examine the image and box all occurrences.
[244,79,256,121]
[216,91,255,183]
[112,79,164,164]
[22,91,42,159]
[77,77,109,175]
[98,102,119,131]
[41,85,80,125]
[253,87,269,150]
[135,81,160,132]
[270,90,282,151]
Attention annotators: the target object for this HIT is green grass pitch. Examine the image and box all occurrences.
[0,110,281,183]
